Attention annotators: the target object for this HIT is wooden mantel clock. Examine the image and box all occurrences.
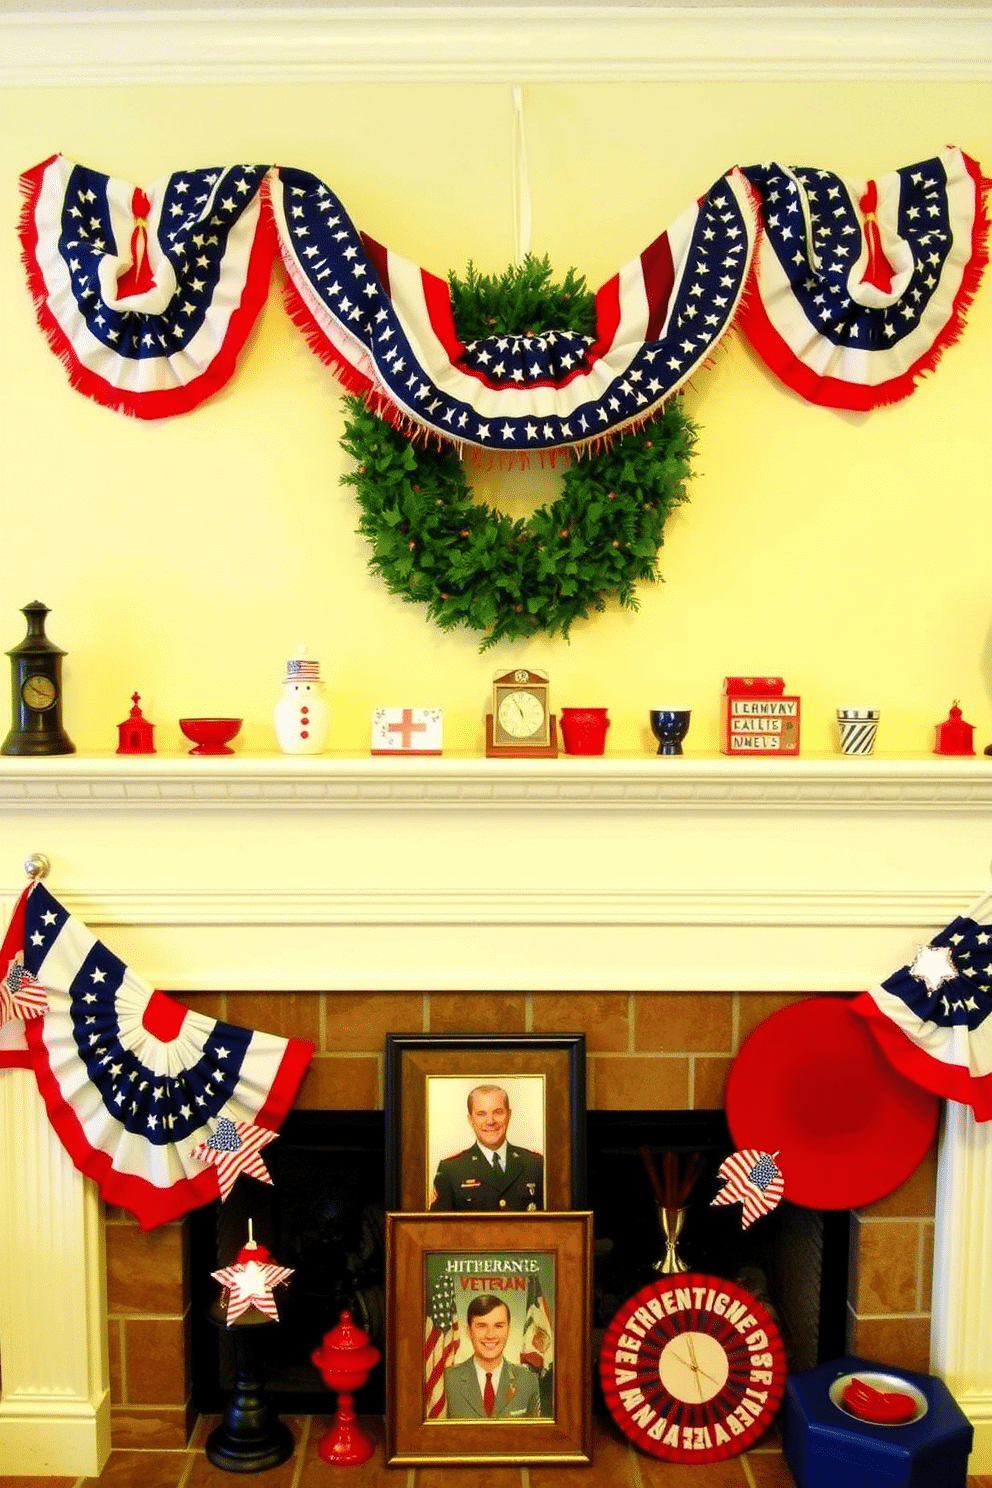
[486,668,558,757]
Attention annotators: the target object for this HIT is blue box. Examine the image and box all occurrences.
[782,1355,973,1488]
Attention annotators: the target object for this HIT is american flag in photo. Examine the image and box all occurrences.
[423,1269,460,1420]
[190,1115,278,1202]
[711,1149,785,1228]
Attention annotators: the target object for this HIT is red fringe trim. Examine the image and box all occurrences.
[18,157,278,420]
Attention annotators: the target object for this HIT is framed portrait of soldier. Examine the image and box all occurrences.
[385,1210,593,1465]
[385,1034,586,1212]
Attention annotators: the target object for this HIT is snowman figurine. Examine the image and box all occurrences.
[274,646,330,755]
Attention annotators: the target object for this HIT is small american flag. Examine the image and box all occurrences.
[190,1116,277,1202]
[711,1149,785,1229]
[423,1269,460,1420]
[0,954,48,1030]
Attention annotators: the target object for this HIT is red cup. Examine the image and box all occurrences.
[560,707,610,755]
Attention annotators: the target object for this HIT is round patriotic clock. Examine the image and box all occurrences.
[599,1273,787,1463]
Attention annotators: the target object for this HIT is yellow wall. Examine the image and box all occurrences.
[1,79,990,756]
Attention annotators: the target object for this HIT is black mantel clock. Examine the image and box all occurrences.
[1,601,75,756]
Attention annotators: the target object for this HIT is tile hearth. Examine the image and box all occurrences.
[14,1417,992,1488]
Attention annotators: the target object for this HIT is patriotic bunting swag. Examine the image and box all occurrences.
[0,882,313,1229]
[19,154,275,419]
[738,147,990,412]
[20,149,987,430]
[272,164,756,453]
[853,890,992,1120]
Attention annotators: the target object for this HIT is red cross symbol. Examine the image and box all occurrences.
[388,709,427,749]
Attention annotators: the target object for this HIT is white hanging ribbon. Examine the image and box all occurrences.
[512,85,532,265]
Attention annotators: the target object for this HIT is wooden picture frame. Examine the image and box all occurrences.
[384,1033,586,1211]
[385,1210,593,1465]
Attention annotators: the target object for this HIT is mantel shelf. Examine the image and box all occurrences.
[1,751,991,811]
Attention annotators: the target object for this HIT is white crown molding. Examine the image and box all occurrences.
[2,753,992,811]
[1,5,990,87]
[53,884,972,928]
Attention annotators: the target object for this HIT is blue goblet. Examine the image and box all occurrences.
[650,709,691,755]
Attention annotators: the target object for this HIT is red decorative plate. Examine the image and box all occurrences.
[599,1273,787,1463]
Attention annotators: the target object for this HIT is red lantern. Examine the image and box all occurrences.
[934,702,975,756]
[311,1310,381,1465]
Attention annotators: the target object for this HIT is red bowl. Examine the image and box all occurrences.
[179,717,242,755]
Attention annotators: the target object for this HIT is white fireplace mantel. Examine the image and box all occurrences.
[2,751,992,1474]
[1,752,991,993]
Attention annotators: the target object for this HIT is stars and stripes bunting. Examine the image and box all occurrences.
[18,149,988,428]
[0,882,313,1229]
[19,154,276,418]
[711,1149,785,1228]
[271,163,758,453]
[739,147,990,410]
[853,889,992,1118]
[423,1269,460,1419]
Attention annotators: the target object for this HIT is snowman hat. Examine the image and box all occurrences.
[283,645,321,684]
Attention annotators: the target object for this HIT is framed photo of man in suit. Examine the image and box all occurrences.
[386,1211,593,1466]
[385,1034,585,1212]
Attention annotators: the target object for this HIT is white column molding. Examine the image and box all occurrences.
[0,1066,110,1476]
[932,1102,992,1473]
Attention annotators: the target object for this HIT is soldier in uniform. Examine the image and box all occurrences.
[430,1083,544,1211]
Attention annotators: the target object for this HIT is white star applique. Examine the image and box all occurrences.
[909,943,958,993]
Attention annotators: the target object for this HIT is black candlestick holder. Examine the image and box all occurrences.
[206,1305,295,1473]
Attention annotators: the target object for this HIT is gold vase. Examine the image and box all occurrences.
[653,1204,689,1274]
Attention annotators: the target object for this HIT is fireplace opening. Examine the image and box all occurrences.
[189,1109,849,1416]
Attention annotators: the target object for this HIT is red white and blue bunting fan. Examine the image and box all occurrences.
[19,154,276,419]
[739,147,990,411]
[0,882,313,1229]
[853,890,992,1119]
[271,164,758,453]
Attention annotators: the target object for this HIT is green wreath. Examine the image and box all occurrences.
[340,256,698,651]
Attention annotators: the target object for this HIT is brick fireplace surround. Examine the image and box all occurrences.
[2,754,992,1478]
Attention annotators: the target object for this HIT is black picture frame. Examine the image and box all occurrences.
[384,1032,586,1211]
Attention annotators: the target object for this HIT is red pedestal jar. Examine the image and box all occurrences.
[311,1310,381,1465]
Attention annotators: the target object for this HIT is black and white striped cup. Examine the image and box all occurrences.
[836,707,880,755]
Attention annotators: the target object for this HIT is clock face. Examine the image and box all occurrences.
[21,674,57,710]
[496,689,546,740]
[599,1273,787,1464]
